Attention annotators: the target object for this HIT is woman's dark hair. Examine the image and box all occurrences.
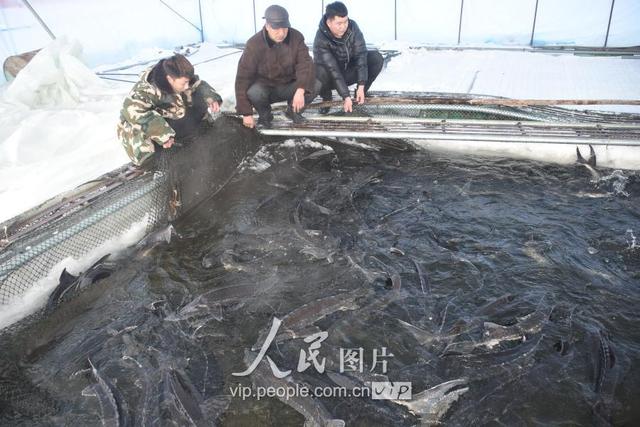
[149,54,195,94]
[325,1,348,20]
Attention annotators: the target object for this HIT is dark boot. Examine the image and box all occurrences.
[319,88,332,115]
[257,110,274,129]
[285,105,305,124]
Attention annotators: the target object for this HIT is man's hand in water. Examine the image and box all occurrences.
[163,137,175,148]
[242,115,255,128]
[207,99,221,113]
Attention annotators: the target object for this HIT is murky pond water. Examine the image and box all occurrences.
[2,134,639,426]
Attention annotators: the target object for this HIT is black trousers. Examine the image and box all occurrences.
[246,79,321,118]
[316,50,384,101]
[166,86,210,140]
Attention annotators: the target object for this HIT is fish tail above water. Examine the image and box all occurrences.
[576,145,600,181]
[576,145,597,168]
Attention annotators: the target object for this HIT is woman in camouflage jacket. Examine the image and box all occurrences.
[117,54,222,166]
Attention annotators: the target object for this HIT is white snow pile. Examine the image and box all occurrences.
[0,39,130,223]
[3,38,118,108]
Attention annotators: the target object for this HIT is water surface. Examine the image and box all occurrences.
[2,136,639,426]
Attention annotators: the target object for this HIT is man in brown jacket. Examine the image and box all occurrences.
[235,5,320,128]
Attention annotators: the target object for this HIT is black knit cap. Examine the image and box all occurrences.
[263,5,290,29]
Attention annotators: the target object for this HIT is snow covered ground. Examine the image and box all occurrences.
[0,39,639,224]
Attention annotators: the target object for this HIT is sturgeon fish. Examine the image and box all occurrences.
[244,350,345,427]
[252,289,367,351]
[393,378,469,425]
[443,306,550,354]
[84,358,130,427]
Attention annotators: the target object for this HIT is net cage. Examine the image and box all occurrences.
[305,91,640,122]
[1,92,639,323]
[0,116,261,314]
[264,91,640,147]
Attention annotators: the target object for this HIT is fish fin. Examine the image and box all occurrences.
[576,146,587,164]
[58,268,78,286]
[397,319,432,344]
[48,268,78,308]
[588,145,597,167]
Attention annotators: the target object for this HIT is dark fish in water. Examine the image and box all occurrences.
[84,358,130,427]
[482,309,548,344]
[243,350,345,427]
[409,257,429,295]
[167,283,262,323]
[161,368,206,426]
[476,293,515,316]
[252,289,366,351]
[588,329,618,427]
[393,378,469,425]
[593,329,616,394]
[47,254,115,309]
[443,307,549,354]
[327,367,467,425]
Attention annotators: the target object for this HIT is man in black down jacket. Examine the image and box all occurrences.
[313,1,384,113]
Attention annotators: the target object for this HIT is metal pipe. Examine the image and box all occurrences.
[305,116,640,130]
[97,76,137,84]
[198,0,204,42]
[604,0,616,48]
[158,0,202,34]
[259,129,640,147]
[20,0,55,39]
[457,0,464,45]
[394,0,397,41]
[530,0,539,47]
[253,0,257,33]
[192,49,243,66]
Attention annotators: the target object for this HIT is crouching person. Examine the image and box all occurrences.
[313,1,384,113]
[117,54,222,166]
[235,5,320,129]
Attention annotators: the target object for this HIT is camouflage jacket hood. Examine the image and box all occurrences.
[117,67,221,165]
